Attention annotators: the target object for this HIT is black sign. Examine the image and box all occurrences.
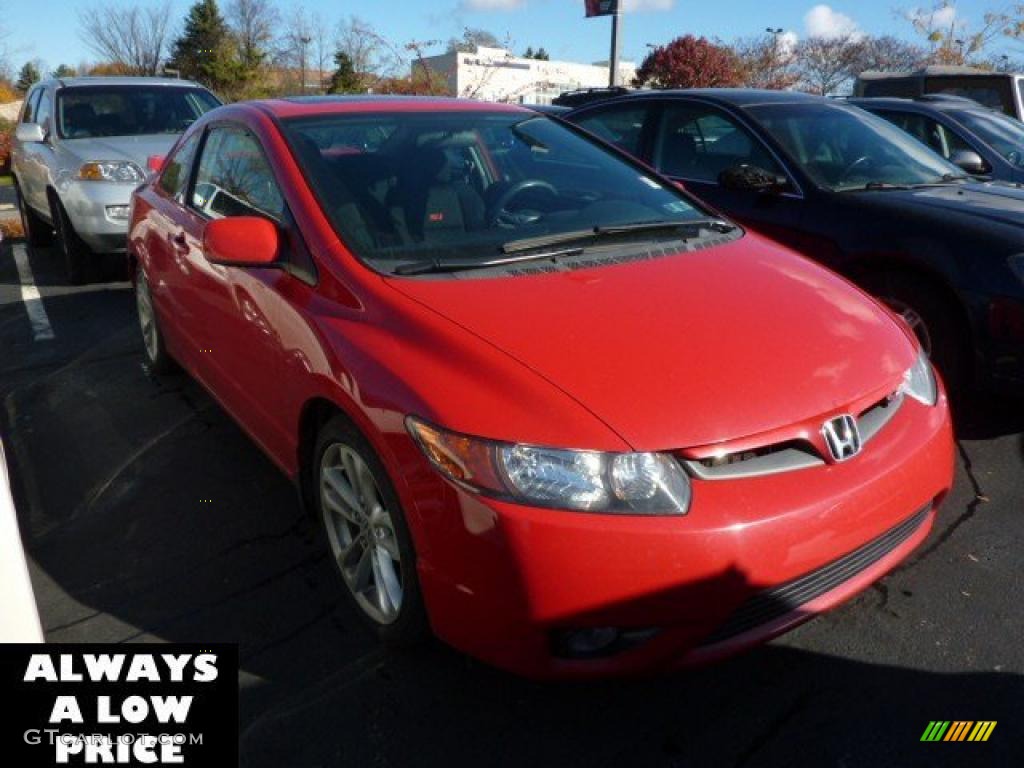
[0,644,238,765]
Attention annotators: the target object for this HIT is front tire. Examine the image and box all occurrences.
[135,269,173,373]
[314,415,428,644]
[863,271,970,394]
[49,193,91,285]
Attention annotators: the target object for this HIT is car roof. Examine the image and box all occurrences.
[569,88,829,112]
[848,96,991,114]
[251,95,530,119]
[45,76,206,89]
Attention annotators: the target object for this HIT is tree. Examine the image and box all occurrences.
[535,47,550,61]
[227,0,277,73]
[634,35,740,89]
[855,35,928,72]
[326,51,361,94]
[796,35,864,95]
[524,46,534,59]
[77,2,173,75]
[277,4,315,95]
[51,64,77,78]
[900,1,1008,65]
[335,16,394,86]
[15,61,41,93]
[731,33,799,90]
[446,28,501,54]
[168,0,240,92]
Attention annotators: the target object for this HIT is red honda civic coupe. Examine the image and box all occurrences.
[128,96,954,678]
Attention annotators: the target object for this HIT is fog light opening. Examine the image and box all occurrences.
[105,205,131,221]
[552,627,659,659]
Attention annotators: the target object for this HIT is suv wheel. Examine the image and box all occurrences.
[15,182,53,247]
[49,193,91,285]
[314,415,428,644]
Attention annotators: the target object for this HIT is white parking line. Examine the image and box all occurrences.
[12,244,55,341]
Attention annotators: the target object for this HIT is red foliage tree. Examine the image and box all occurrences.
[633,35,741,89]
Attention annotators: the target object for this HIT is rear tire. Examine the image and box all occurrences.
[15,182,53,247]
[135,269,174,374]
[49,193,91,285]
[862,271,970,394]
[313,415,428,646]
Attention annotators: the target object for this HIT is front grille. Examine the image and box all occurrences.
[699,503,931,646]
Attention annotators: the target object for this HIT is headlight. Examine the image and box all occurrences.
[78,161,145,183]
[407,417,691,515]
[1010,254,1024,285]
[899,350,938,406]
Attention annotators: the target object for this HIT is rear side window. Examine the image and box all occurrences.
[191,126,285,221]
[653,103,783,182]
[158,132,201,201]
[573,105,651,156]
[871,110,972,159]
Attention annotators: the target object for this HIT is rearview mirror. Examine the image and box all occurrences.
[719,164,789,193]
[949,149,989,176]
[15,123,46,143]
[203,217,279,267]
[147,155,165,174]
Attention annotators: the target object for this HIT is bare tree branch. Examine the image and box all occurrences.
[77,2,173,75]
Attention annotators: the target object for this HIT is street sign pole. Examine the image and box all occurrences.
[609,2,622,86]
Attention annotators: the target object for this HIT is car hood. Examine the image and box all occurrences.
[385,234,916,451]
[851,181,1024,228]
[62,135,181,170]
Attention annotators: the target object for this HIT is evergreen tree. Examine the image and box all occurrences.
[15,61,41,93]
[51,64,77,79]
[524,46,535,59]
[168,0,239,92]
[327,51,361,94]
[535,48,550,61]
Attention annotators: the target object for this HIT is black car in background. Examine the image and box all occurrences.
[851,96,1024,183]
[566,90,1024,394]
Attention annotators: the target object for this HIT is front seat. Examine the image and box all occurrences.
[390,147,485,241]
[659,131,698,178]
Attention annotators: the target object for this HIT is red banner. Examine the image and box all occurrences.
[585,0,618,17]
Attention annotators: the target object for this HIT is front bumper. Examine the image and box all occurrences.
[56,179,136,253]
[406,391,954,679]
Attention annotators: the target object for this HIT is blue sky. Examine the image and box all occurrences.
[2,0,1016,75]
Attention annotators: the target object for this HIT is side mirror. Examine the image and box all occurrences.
[719,164,789,193]
[147,155,165,174]
[203,217,279,267]
[15,123,46,143]
[949,149,989,176]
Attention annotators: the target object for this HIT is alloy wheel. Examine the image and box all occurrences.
[320,443,404,625]
[135,273,159,362]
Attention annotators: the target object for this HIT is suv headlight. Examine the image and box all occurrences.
[407,417,691,515]
[898,350,938,406]
[78,161,145,183]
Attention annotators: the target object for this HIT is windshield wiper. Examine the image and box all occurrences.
[500,218,736,254]
[595,218,736,236]
[844,181,912,192]
[392,246,585,275]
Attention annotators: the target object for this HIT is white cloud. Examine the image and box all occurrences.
[460,0,525,9]
[622,0,675,10]
[804,5,861,40]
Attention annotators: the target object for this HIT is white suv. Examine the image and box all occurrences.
[11,76,220,283]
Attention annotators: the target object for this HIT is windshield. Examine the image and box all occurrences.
[951,109,1024,167]
[747,103,962,191]
[281,111,714,272]
[57,86,221,139]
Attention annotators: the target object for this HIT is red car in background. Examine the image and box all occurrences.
[128,96,954,678]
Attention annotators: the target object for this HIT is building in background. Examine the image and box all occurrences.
[416,46,636,104]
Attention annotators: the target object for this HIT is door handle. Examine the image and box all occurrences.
[169,231,188,251]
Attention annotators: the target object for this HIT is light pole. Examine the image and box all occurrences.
[766,27,783,89]
[609,1,623,87]
[299,35,312,94]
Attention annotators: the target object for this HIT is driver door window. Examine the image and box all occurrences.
[653,103,783,184]
[191,126,285,221]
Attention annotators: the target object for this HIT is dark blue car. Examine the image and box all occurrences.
[566,89,1024,394]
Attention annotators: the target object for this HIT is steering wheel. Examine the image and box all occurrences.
[488,180,558,227]
[841,155,873,179]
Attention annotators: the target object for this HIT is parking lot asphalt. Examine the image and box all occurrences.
[0,234,1022,767]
